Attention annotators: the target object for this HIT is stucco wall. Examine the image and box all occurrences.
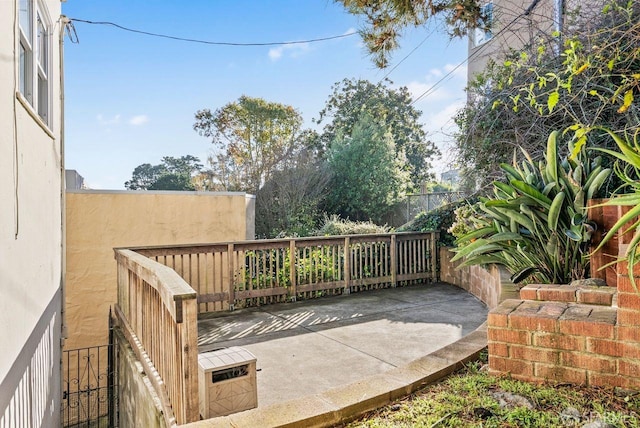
[0,0,63,425]
[65,190,255,350]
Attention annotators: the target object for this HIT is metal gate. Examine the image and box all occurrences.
[62,314,118,427]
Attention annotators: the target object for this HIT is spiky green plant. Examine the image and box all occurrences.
[451,131,611,284]
[590,128,640,287]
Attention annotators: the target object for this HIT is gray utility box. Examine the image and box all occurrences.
[198,347,258,418]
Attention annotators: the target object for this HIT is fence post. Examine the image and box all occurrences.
[390,234,397,287]
[289,239,297,302]
[228,243,235,311]
[431,232,439,282]
[344,237,351,295]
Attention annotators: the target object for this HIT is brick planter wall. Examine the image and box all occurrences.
[488,265,640,390]
[439,247,519,309]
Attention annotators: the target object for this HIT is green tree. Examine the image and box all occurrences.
[125,155,203,190]
[337,0,487,67]
[193,96,309,194]
[325,112,410,223]
[455,1,640,191]
[316,78,437,186]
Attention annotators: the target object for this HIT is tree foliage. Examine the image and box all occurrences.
[316,78,437,186]
[255,156,331,238]
[324,112,411,223]
[194,96,310,194]
[337,0,487,67]
[455,0,640,191]
[124,155,203,190]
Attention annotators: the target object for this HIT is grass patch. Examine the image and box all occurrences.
[344,355,640,427]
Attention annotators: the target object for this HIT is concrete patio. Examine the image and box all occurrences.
[197,282,488,409]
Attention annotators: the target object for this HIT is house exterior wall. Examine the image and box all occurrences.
[0,1,63,426]
[467,0,605,82]
[64,190,256,350]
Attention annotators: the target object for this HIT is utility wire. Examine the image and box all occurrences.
[410,0,542,105]
[69,18,358,46]
[380,26,436,82]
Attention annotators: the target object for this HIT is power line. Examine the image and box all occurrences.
[69,18,358,46]
[410,0,542,105]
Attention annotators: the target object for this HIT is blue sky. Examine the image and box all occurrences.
[62,0,468,189]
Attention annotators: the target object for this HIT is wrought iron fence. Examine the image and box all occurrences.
[62,323,117,427]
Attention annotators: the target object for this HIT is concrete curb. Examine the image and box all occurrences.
[184,322,488,428]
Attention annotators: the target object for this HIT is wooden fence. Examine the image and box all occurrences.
[114,249,199,426]
[131,232,439,314]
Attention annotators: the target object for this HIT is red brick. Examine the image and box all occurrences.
[561,352,616,374]
[577,288,615,306]
[488,342,509,357]
[490,356,534,377]
[535,363,586,385]
[510,345,559,364]
[519,286,538,300]
[533,332,585,351]
[617,308,640,326]
[538,287,577,303]
[617,325,640,342]
[618,360,640,377]
[588,372,640,389]
[559,319,615,339]
[618,260,640,276]
[488,327,532,345]
[509,313,559,332]
[617,275,639,293]
[617,292,640,311]
[587,338,624,357]
[488,312,509,328]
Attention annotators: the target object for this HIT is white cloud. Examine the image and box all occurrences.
[96,114,121,126]
[129,115,149,126]
[268,43,310,61]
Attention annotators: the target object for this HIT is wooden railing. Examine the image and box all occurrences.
[114,249,199,426]
[131,232,439,314]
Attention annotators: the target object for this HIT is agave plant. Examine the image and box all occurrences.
[451,130,611,284]
[590,128,640,285]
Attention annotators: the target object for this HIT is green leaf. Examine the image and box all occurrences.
[546,131,559,183]
[511,267,538,283]
[547,192,565,231]
[547,91,559,113]
[586,168,611,199]
[510,179,552,208]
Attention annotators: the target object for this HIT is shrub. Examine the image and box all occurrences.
[398,197,478,247]
[315,214,391,236]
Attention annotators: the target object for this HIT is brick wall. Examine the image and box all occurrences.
[487,265,640,389]
[439,247,519,309]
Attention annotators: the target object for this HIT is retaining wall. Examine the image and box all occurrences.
[487,263,640,389]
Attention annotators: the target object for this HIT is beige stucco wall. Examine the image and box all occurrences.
[65,190,255,350]
[0,0,63,386]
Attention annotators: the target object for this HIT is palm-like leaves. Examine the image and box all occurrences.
[452,131,610,284]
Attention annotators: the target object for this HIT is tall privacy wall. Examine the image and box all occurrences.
[65,190,255,351]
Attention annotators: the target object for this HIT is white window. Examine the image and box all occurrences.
[19,0,51,126]
[473,2,493,47]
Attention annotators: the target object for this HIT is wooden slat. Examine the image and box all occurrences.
[235,287,288,299]
[197,292,229,304]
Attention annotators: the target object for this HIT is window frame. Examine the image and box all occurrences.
[473,1,494,47]
[18,0,52,128]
